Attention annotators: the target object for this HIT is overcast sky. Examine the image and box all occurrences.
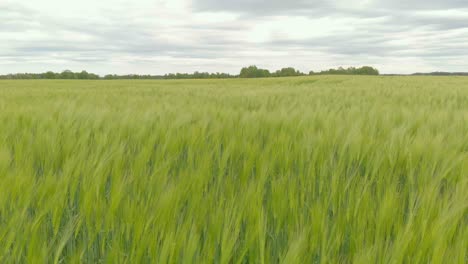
[1,0,468,75]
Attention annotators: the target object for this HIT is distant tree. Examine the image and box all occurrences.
[88,73,99,79]
[44,71,57,79]
[318,66,379,75]
[273,67,304,77]
[103,74,115,79]
[240,66,271,78]
[0,66,380,80]
[354,66,379,75]
[77,70,89,79]
[60,70,76,79]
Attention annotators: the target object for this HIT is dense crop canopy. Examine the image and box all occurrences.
[0,76,466,263]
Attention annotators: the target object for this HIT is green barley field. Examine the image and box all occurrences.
[0,76,467,263]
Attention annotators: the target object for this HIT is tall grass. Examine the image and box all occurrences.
[0,76,466,263]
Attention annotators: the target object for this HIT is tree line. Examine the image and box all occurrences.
[411,72,468,76]
[102,72,234,80]
[0,70,100,80]
[0,66,380,80]
[238,65,380,78]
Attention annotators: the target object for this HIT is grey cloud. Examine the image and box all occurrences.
[0,5,39,32]
[267,33,399,57]
[2,1,468,74]
[373,0,468,9]
[0,6,245,65]
[404,14,468,31]
[194,0,468,14]
[229,21,468,65]
[193,0,323,13]
[192,0,468,38]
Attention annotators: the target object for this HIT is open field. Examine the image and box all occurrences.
[0,76,467,263]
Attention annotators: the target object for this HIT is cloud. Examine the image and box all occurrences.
[372,0,467,9]
[193,0,324,14]
[1,0,468,74]
[194,0,468,14]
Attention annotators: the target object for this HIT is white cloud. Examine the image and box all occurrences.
[1,0,468,75]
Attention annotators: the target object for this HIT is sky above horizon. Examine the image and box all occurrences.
[1,0,468,75]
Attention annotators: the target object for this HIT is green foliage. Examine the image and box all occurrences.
[0,76,466,263]
[272,67,305,77]
[239,65,271,78]
[412,72,468,76]
[0,70,99,80]
[44,71,57,79]
[0,66,382,80]
[314,66,380,75]
[60,70,76,79]
[104,72,235,80]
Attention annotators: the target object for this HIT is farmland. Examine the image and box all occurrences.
[0,76,467,263]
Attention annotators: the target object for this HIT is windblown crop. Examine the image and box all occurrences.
[0,76,466,263]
